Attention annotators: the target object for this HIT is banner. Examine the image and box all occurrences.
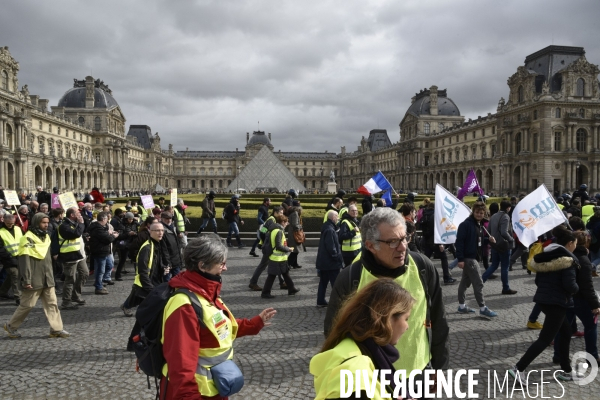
[3,190,20,206]
[170,188,177,206]
[511,184,568,247]
[140,195,155,210]
[457,169,485,200]
[434,184,472,244]
[58,192,78,210]
[51,193,61,209]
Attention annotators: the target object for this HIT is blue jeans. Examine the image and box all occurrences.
[589,249,600,271]
[102,254,114,282]
[227,222,240,243]
[317,269,340,305]
[94,256,109,290]
[482,249,511,291]
[554,298,599,359]
[198,218,217,234]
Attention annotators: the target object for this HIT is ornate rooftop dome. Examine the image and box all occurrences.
[407,88,460,116]
[57,78,119,109]
[247,131,272,147]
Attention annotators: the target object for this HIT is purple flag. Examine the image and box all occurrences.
[457,169,484,200]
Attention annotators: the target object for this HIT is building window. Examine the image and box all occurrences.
[78,116,84,125]
[424,123,430,134]
[518,85,524,103]
[38,121,42,130]
[439,123,444,131]
[555,108,561,118]
[57,127,61,136]
[448,153,452,162]
[554,132,561,152]
[456,150,460,161]
[491,145,496,157]
[96,138,100,144]
[425,142,429,148]
[48,124,52,133]
[579,108,585,118]
[1,70,7,90]
[533,134,538,152]
[576,129,587,152]
[482,128,485,137]
[576,78,585,96]
[515,132,522,154]
[492,126,496,135]
[533,110,538,120]
[472,131,476,139]
[424,155,430,166]
[94,117,101,131]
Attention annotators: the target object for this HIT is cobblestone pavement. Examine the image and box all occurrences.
[1,248,599,399]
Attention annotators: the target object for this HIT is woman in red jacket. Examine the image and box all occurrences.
[160,233,276,399]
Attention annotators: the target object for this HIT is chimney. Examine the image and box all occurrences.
[85,76,95,108]
[38,99,49,112]
[429,85,438,116]
[246,132,249,144]
[30,95,39,107]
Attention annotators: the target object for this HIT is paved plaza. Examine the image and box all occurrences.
[1,247,599,399]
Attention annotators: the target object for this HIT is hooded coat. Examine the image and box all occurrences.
[529,244,579,308]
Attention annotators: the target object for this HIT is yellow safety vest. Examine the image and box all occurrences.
[139,206,148,221]
[173,208,185,233]
[17,231,51,260]
[323,209,338,223]
[0,226,22,256]
[310,337,390,400]
[269,228,288,262]
[357,255,430,372]
[258,216,275,246]
[558,204,564,210]
[582,205,594,224]
[57,227,81,254]
[134,240,154,287]
[162,292,239,397]
[338,206,348,219]
[341,219,361,252]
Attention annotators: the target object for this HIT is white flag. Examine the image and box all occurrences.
[434,184,472,244]
[511,184,568,248]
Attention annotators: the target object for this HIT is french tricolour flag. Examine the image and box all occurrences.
[357,172,393,206]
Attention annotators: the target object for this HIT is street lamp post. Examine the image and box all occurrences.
[499,161,503,197]
[237,166,240,193]
[406,166,411,191]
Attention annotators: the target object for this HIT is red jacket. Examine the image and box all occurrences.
[90,189,105,204]
[160,270,264,400]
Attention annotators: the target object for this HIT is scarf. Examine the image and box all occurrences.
[360,337,399,393]
[361,248,408,278]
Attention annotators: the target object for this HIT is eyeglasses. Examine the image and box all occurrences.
[376,237,407,249]
[217,261,227,269]
[150,229,164,233]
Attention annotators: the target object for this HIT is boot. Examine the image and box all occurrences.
[196,228,203,235]
[226,239,233,248]
[261,292,275,299]
[236,237,245,248]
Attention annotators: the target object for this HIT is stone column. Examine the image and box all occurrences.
[593,125,599,152]
[571,125,576,150]
[0,118,5,145]
[524,129,529,152]
[591,162,596,192]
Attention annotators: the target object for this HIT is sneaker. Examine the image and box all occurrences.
[103,280,115,286]
[72,299,86,305]
[592,271,599,277]
[317,303,328,308]
[49,330,70,338]
[95,288,109,295]
[121,304,134,317]
[261,293,275,299]
[554,371,573,381]
[457,306,476,314]
[444,278,457,285]
[238,243,246,249]
[249,251,259,257]
[60,304,79,310]
[508,366,525,386]
[527,321,543,329]
[288,288,300,295]
[502,289,518,295]
[248,283,262,291]
[572,330,584,338]
[480,307,498,319]
[488,274,498,279]
[3,322,21,338]
[279,283,288,290]
[115,277,123,281]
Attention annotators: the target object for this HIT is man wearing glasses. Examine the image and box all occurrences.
[121,221,170,317]
[324,207,449,374]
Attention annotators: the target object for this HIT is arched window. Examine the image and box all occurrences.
[1,70,7,90]
[518,85,524,103]
[94,117,101,131]
[555,108,561,118]
[424,123,430,134]
[576,129,587,152]
[515,132,522,154]
[576,78,585,96]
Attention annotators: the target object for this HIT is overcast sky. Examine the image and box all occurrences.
[2,0,600,153]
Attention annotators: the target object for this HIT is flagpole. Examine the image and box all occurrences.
[541,183,573,231]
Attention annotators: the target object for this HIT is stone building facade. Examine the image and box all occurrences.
[1,45,599,196]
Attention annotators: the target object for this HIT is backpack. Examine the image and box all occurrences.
[527,242,544,272]
[129,282,205,397]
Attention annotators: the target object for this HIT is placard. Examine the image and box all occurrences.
[51,193,61,209]
[3,190,20,206]
[140,195,155,210]
[58,192,78,210]
[170,188,177,206]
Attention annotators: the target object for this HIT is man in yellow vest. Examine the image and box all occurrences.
[121,221,169,316]
[3,213,70,338]
[55,207,88,310]
[338,204,361,267]
[324,207,449,373]
[0,214,23,305]
[173,198,189,248]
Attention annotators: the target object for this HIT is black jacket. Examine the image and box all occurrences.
[361,197,373,215]
[56,218,86,263]
[530,244,579,308]
[572,246,600,309]
[455,215,487,261]
[566,206,582,218]
[324,249,449,370]
[161,222,183,268]
[572,189,590,203]
[338,214,360,257]
[421,208,435,246]
[135,238,166,291]
[316,219,344,270]
[224,200,242,224]
[87,222,116,257]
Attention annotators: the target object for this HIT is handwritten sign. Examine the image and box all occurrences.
[3,190,20,206]
[51,193,61,209]
[140,195,155,210]
[170,188,177,206]
[58,192,78,210]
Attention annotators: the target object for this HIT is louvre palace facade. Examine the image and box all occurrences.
[1,45,599,195]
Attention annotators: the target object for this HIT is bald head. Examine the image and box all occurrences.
[327,210,339,224]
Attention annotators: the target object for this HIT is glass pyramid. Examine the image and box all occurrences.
[226,146,306,192]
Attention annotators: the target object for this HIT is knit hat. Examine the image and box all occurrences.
[125,212,135,219]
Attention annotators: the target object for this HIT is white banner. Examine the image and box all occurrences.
[512,184,567,248]
[434,184,472,244]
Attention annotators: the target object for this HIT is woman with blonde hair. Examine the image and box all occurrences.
[310,278,415,399]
